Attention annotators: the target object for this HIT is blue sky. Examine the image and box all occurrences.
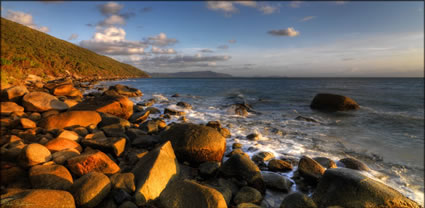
[1,1,424,77]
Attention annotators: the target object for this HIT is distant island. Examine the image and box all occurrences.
[149,71,232,78]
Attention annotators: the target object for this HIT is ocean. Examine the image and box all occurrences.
[97,77,424,205]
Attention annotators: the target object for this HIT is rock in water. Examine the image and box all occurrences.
[159,179,228,208]
[104,84,143,97]
[71,95,133,119]
[312,168,421,208]
[280,192,317,208]
[268,159,293,172]
[29,164,73,190]
[131,141,179,206]
[310,93,359,112]
[22,91,68,112]
[339,157,370,171]
[160,123,226,165]
[297,156,325,184]
[70,171,111,208]
[0,189,75,208]
[39,110,101,130]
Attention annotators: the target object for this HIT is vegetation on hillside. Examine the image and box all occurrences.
[1,18,149,85]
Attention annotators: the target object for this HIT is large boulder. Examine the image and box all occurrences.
[220,153,265,194]
[39,110,101,130]
[110,173,136,194]
[280,192,317,208]
[131,141,179,205]
[268,159,293,172]
[66,150,120,177]
[160,123,226,165]
[1,102,24,115]
[159,179,228,208]
[312,168,421,208]
[233,186,262,205]
[22,91,68,112]
[71,95,133,119]
[82,136,126,157]
[104,84,143,97]
[297,156,325,184]
[310,93,359,112]
[45,138,82,153]
[18,143,52,167]
[262,172,292,192]
[70,171,111,208]
[29,164,73,190]
[339,157,370,171]
[2,85,29,102]
[0,189,75,208]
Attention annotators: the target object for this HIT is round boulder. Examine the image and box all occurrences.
[70,171,111,208]
[39,110,101,130]
[310,93,359,112]
[18,143,52,167]
[29,164,73,190]
[22,91,68,112]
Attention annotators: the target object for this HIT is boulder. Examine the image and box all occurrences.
[228,104,249,116]
[29,164,73,190]
[126,128,147,140]
[0,162,27,185]
[39,110,101,130]
[280,192,317,208]
[298,156,325,184]
[0,189,75,208]
[145,107,161,114]
[159,179,228,208]
[237,203,262,208]
[129,110,150,123]
[164,108,186,116]
[131,135,159,148]
[18,143,52,167]
[262,172,292,192]
[160,123,226,165]
[310,93,359,112]
[45,138,82,153]
[252,152,274,163]
[102,124,127,137]
[1,140,26,160]
[1,102,24,115]
[176,101,192,109]
[246,133,260,141]
[312,168,421,208]
[66,150,120,177]
[104,84,142,97]
[71,95,133,119]
[220,153,265,194]
[99,113,131,128]
[140,119,167,134]
[52,148,80,164]
[44,78,73,90]
[131,141,179,205]
[22,91,68,112]
[233,186,262,205]
[313,157,337,169]
[52,84,76,96]
[339,157,370,171]
[2,85,29,102]
[110,173,136,194]
[70,171,111,208]
[82,136,126,157]
[199,161,220,177]
[20,118,36,129]
[268,159,293,172]
[57,130,80,141]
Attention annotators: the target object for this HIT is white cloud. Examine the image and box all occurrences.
[299,16,316,22]
[234,1,257,7]
[5,10,49,33]
[128,54,231,69]
[99,14,126,26]
[268,27,300,37]
[207,1,278,15]
[258,5,278,14]
[99,2,123,15]
[146,33,178,47]
[151,46,176,54]
[68,33,78,40]
[206,1,238,13]
[288,1,302,8]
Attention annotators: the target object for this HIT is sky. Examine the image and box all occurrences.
[1,1,424,77]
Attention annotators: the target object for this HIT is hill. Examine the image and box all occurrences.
[1,18,149,85]
[149,71,232,78]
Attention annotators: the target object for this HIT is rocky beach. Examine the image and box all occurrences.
[0,75,422,208]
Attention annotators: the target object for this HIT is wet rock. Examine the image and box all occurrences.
[206,120,222,129]
[295,116,318,123]
[18,143,52,167]
[226,148,250,158]
[20,118,36,129]
[160,123,226,165]
[104,84,143,97]
[140,99,156,107]
[252,152,274,163]
[280,192,317,208]
[262,172,292,192]
[268,159,293,172]
[70,171,111,208]
[39,110,101,130]
[110,172,136,194]
[29,164,73,190]
[52,148,80,164]
[145,107,161,114]
[1,102,24,115]
[233,186,262,205]
[176,101,192,109]
[82,136,126,157]
[339,157,370,171]
[228,104,250,116]
[159,179,228,208]
[171,93,180,97]
[199,161,220,177]
[310,93,359,112]
[71,95,133,119]
[218,127,231,138]
[298,156,325,184]
[220,153,265,194]
[45,138,82,153]
[232,143,243,149]
[313,157,337,169]
[246,133,260,141]
[312,168,421,208]
[131,141,179,205]
[164,108,186,116]
[0,188,75,208]
[66,150,120,177]
[22,91,68,112]
[2,85,29,102]
[129,110,150,123]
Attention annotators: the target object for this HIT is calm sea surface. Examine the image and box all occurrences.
[98,78,424,205]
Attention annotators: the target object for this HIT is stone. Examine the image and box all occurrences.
[105,84,143,97]
[66,150,120,177]
[1,140,26,160]
[339,157,370,171]
[39,110,101,130]
[22,91,68,112]
[313,157,337,169]
[219,127,231,138]
[159,179,228,208]
[112,189,133,205]
[199,161,220,177]
[29,112,42,121]
[0,162,26,185]
[18,143,52,167]
[63,99,79,108]
[126,128,147,140]
[42,110,59,118]
[295,116,318,123]
[262,172,292,192]
[232,143,243,149]
[0,189,75,208]
[164,108,186,116]
[71,95,133,119]
[312,168,421,208]
[99,113,131,128]
[52,148,80,164]
[229,104,249,116]
[82,136,126,157]
[102,124,127,137]
[45,138,82,153]
[131,141,179,205]
[29,164,73,190]
[298,156,325,184]
[110,173,136,194]
[160,123,226,165]
[1,102,24,115]
[53,84,77,96]
[57,130,80,141]
[2,85,29,102]
[268,159,293,172]
[220,153,265,194]
[145,107,161,114]
[73,127,88,137]
[206,120,221,129]
[233,186,262,205]
[44,78,73,90]
[118,201,138,208]
[70,171,111,208]
[237,203,262,208]
[280,192,317,208]
[246,133,260,141]
[310,93,360,112]
[140,119,167,134]
[129,110,150,123]
[131,135,159,148]
[176,101,192,109]
[171,93,180,97]
[252,152,274,163]
[20,118,36,129]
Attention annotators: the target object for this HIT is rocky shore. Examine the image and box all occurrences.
[0,75,422,208]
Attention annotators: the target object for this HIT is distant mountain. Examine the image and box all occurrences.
[1,18,149,85]
[149,71,232,78]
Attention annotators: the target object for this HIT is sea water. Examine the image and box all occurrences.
[97,78,424,205]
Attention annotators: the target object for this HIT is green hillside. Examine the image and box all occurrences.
[1,17,149,85]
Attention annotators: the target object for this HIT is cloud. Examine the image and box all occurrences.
[234,1,257,7]
[228,39,236,44]
[218,45,229,49]
[151,46,176,54]
[98,14,126,26]
[199,49,214,53]
[207,1,278,16]
[146,33,178,47]
[206,1,238,13]
[258,5,278,14]
[299,16,316,22]
[288,1,303,8]
[268,27,300,37]
[129,54,231,68]
[5,10,49,33]
[99,2,123,15]
[68,34,78,40]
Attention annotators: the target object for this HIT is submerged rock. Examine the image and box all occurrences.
[310,93,359,112]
